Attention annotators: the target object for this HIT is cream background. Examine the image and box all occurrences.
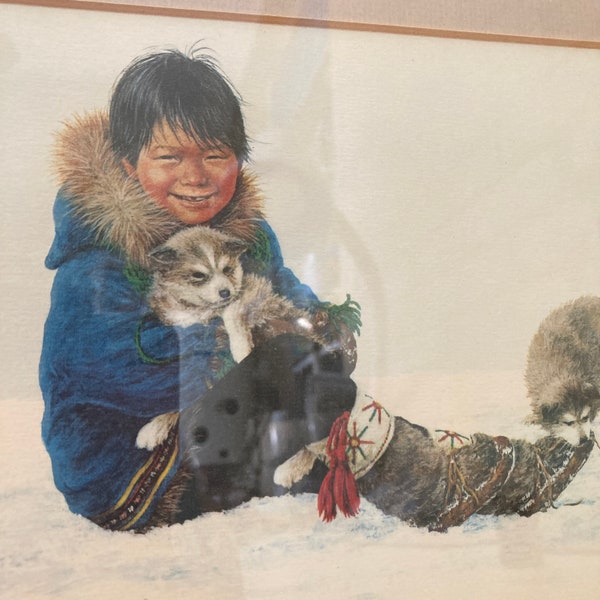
[2,2,600,399]
[2,4,600,600]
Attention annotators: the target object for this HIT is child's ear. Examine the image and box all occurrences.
[122,158,138,180]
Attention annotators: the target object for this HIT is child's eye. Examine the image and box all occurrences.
[151,152,180,161]
[205,146,232,160]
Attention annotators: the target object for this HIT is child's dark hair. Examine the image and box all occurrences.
[109,47,250,165]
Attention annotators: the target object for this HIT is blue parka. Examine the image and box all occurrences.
[39,113,318,530]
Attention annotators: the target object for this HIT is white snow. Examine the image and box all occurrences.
[3,372,600,600]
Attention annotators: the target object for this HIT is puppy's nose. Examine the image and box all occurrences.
[219,289,231,299]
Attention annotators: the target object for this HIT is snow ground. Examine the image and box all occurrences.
[2,372,600,600]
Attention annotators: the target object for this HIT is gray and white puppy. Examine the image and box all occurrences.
[525,296,600,445]
[147,225,320,361]
[136,225,320,450]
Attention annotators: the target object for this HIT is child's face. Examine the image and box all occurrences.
[123,123,240,225]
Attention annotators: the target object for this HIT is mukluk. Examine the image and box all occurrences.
[275,392,595,531]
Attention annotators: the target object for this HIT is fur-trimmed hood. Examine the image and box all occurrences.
[51,111,265,268]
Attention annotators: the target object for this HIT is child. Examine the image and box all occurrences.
[40,47,593,533]
[40,48,357,532]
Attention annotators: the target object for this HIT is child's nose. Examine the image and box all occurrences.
[180,159,209,186]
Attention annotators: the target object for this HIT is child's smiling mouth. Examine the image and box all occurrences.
[170,192,214,203]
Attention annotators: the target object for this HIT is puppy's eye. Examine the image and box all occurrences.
[222,266,234,275]
[582,416,590,423]
[191,271,207,282]
[563,420,576,426]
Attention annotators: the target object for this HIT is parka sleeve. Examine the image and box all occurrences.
[249,220,320,308]
[249,220,358,375]
[39,247,217,420]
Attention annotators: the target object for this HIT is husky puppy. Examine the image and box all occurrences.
[525,296,600,445]
[136,225,321,450]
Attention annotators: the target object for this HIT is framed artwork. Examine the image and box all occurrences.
[2,1,600,598]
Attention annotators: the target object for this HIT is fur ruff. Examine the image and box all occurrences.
[52,111,265,268]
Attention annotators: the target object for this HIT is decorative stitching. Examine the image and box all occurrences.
[90,423,179,531]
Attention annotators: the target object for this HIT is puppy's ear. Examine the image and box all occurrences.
[148,245,179,272]
[224,238,249,257]
[582,382,600,399]
[540,402,561,424]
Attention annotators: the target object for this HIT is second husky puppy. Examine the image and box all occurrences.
[525,296,600,445]
[136,225,322,450]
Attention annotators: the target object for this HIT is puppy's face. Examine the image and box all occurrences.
[150,227,246,312]
[542,405,595,446]
[534,382,599,445]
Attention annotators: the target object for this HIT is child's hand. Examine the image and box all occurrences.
[310,310,357,375]
[310,295,361,375]
[311,295,362,336]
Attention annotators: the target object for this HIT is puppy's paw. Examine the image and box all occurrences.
[221,306,253,363]
[273,441,325,488]
[136,413,178,450]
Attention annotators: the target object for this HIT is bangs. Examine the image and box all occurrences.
[110,48,250,165]
[156,63,247,155]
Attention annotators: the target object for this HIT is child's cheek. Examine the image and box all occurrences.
[138,169,171,205]
[219,161,240,200]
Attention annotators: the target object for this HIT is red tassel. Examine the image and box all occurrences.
[317,411,360,522]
